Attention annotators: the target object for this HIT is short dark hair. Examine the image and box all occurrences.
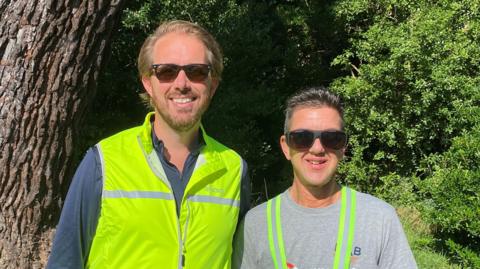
[284,86,344,133]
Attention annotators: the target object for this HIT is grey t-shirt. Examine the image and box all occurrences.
[233,188,417,269]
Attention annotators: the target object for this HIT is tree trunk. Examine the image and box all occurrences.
[0,0,125,267]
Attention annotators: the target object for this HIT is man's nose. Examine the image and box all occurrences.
[173,69,189,89]
[308,138,325,154]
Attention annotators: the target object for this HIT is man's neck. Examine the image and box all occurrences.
[289,179,341,208]
[152,117,200,172]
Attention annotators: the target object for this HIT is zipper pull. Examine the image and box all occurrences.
[182,254,185,267]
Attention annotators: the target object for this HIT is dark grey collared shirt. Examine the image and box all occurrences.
[152,130,204,216]
[47,127,250,269]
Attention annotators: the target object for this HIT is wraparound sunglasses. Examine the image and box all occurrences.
[285,129,347,151]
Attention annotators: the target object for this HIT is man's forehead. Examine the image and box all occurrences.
[154,32,205,49]
[152,32,208,63]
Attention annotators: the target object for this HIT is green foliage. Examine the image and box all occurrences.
[373,173,418,207]
[445,239,480,268]
[331,0,480,188]
[398,207,461,269]
[418,125,480,266]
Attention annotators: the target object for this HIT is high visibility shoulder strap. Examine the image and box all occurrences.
[333,187,357,269]
[267,195,287,269]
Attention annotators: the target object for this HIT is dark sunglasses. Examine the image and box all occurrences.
[285,129,347,151]
[151,64,211,82]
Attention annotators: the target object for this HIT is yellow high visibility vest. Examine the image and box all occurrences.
[87,113,242,269]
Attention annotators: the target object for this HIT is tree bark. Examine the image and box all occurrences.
[0,0,125,267]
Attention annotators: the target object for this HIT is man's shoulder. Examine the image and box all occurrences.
[204,133,236,151]
[97,125,145,152]
[203,133,244,162]
[242,191,287,226]
[100,125,143,143]
[243,199,269,226]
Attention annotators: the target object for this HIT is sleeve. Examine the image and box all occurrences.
[378,208,418,269]
[239,158,251,221]
[46,147,103,269]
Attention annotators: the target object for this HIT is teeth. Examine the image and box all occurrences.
[173,98,192,104]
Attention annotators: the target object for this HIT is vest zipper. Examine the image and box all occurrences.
[179,197,191,268]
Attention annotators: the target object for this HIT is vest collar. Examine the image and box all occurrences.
[138,112,228,188]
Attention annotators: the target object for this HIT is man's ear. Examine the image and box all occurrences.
[280,135,292,161]
[141,76,154,97]
[339,146,347,160]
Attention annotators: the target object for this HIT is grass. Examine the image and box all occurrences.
[397,207,461,269]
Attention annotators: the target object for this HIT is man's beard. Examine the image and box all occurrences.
[155,96,211,132]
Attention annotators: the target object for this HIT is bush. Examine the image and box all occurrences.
[332,0,480,193]
[418,126,480,267]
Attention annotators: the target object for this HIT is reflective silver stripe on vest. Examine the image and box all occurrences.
[269,195,287,269]
[187,195,240,207]
[193,153,207,171]
[338,187,353,269]
[96,144,106,185]
[137,136,172,189]
[103,190,174,200]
